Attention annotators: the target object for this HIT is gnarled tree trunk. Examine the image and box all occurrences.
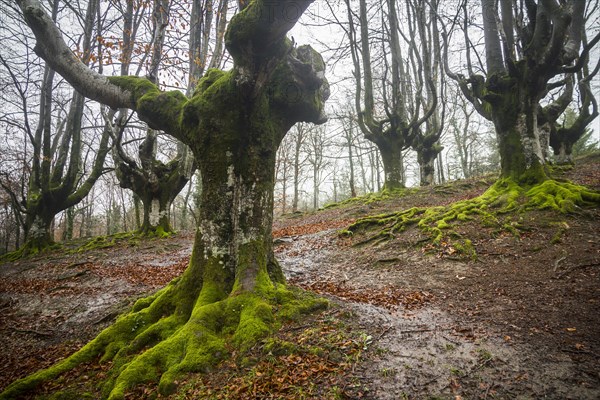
[7,0,329,397]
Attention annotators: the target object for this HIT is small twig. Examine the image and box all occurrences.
[57,269,89,281]
[93,310,119,325]
[376,325,394,341]
[282,324,311,332]
[562,348,600,358]
[64,261,91,269]
[553,256,566,272]
[556,262,599,279]
[376,258,400,264]
[399,328,451,334]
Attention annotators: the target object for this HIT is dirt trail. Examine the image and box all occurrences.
[275,224,600,399]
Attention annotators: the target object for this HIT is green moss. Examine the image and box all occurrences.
[66,232,137,254]
[107,76,157,99]
[453,239,477,261]
[526,180,600,213]
[0,240,61,261]
[263,338,298,356]
[345,178,599,256]
[0,263,329,399]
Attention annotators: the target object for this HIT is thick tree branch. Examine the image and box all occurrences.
[15,0,133,110]
[15,0,187,140]
[225,0,314,67]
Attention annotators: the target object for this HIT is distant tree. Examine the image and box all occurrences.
[0,0,111,255]
[275,130,292,214]
[109,0,214,235]
[338,110,359,198]
[556,108,599,159]
[305,125,331,210]
[341,0,444,188]
[289,122,310,212]
[444,0,598,183]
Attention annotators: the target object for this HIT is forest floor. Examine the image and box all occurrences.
[1,154,599,399]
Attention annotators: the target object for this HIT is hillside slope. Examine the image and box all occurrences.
[1,154,599,398]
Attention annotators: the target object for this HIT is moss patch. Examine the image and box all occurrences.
[344,179,600,255]
[323,187,418,210]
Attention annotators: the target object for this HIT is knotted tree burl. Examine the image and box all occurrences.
[5,0,330,398]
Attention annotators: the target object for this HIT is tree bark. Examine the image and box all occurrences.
[373,136,405,190]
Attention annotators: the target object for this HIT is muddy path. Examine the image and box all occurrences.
[1,156,599,398]
[274,219,600,399]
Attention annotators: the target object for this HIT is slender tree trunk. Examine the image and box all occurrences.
[313,167,318,210]
[292,147,301,212]
[281,165,288,214]
[180,181,193,230]
[133,194,141,230]
[348,146,356,197]
[62,207,74,241]
[375,151,381,191]
[436,152,445,183]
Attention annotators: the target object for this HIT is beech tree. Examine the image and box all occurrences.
[549,56,599,163]
[342,0,443,188]
[5,0,329,398]
[108,0,229,235]
[0,0,111,255]
[444,0,599,183]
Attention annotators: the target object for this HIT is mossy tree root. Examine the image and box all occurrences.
[0,240,61,262]
[0,268,327,400]
[345,179,600,249]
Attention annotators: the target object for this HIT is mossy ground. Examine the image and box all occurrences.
[344,178,600,258]
[2,157,599,398]
[323,187,419,210]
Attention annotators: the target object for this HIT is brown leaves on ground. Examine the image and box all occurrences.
[292,280,433,311]
[273,219,355,238]
[84,257,188,287]
[171,309,370,400]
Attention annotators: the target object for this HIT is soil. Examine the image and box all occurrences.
[1,154,599,399]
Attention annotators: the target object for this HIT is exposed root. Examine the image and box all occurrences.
[344,179,600,254]
[0,270,327,399]
[0,241,61,262]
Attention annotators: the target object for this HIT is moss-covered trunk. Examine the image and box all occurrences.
[23,205,55,254]
[553,141,573,165]
[191,130,283,297]
[494,110,547,183]
[487,71,548,185]
[20,191,61,255]
[139,195,173,235]
[378,141,405,190]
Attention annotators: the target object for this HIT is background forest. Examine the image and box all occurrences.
[0,0,598,255]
